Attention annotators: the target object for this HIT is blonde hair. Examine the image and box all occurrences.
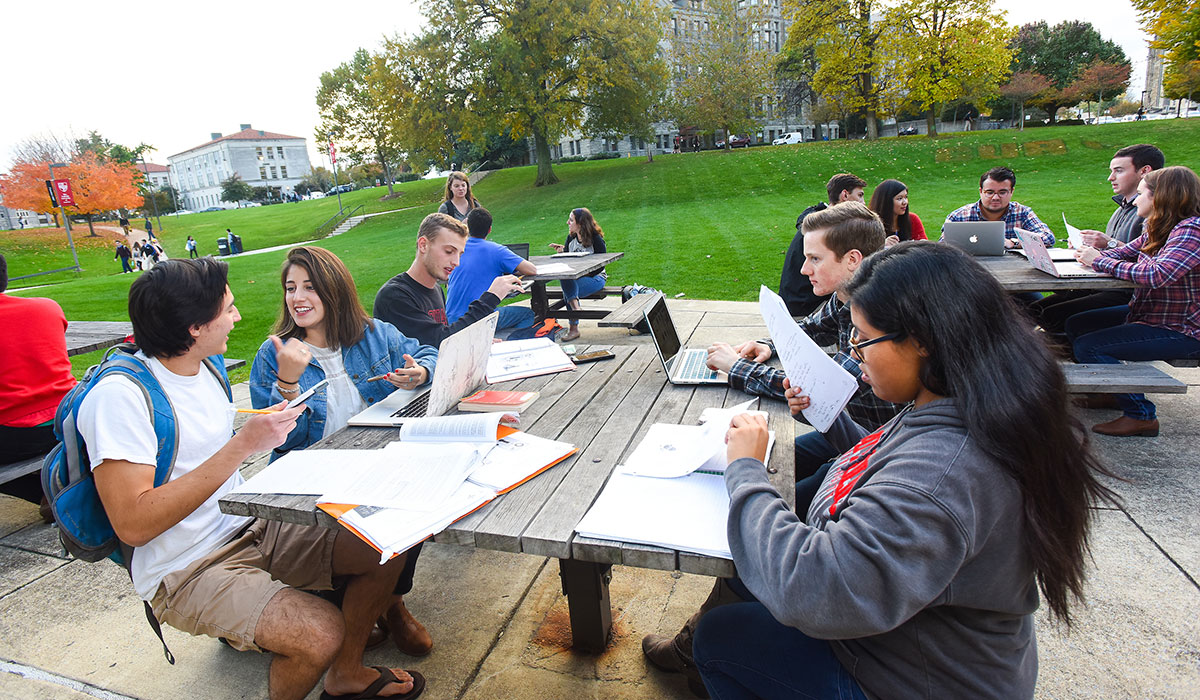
[418,212,468,244]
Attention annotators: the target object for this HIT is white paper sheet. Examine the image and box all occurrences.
[551,251,589,258]
[231,450,377,495]
[1063,213,1084,249]
[575,472,731,559]
[467,432,576,492]
[758,286,857,432]
[341,481,496,563]
[396,412,507,442]
[486,338,575,383]
[618,418,774,479]
[319,443,482,510]
[535,263,573,274]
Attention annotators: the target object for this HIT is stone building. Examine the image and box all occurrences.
[167,125,312,210]
[135,162,171,190]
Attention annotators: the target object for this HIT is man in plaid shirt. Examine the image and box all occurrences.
[942,166,1055,249]
[705,202,905,481]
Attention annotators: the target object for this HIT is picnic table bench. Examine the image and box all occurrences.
[526,253,625,322]
[65,321,133,357]
[1063,362,1188,394]
[597,291,662,329]
[221,343,795,652]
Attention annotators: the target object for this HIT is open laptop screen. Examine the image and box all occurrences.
[645,296,681,366]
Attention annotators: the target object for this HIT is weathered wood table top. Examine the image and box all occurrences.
[220,343,795,580]
[65,321,133,357]
[525,252,624,281]
[977,254,1135,293]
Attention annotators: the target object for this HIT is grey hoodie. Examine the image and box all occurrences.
[725,398,1038,700]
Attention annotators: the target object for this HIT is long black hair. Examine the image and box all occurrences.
[842,242,1119,624]
[868,179,912,240]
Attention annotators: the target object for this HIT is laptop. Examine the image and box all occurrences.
[503,243,530,260]
[942,221,1007,256]
[1010,246,1078,262]
[348,312,499,426]
[1013,228,1111,279]
[642,296,727,385]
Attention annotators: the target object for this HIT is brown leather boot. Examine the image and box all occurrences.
[1092,416,1160,437]
[386,596,433,656]
[642,578,744,698]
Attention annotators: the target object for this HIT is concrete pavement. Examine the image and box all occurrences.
[2,299,1198,699]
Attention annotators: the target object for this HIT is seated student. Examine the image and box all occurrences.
[436,171,479,222]
[943,166,1055,249]
[375,213,523,348]
[779,173,866,317]
[446,207,538,330]
[1070,165,1200,437]
[82,258,424,700]
[251,245,439,657]
[702,203,905,485]
[688,243,1118,700]
[1031,144,1165,338]
[869,178,927,247]
[0,253,76,517]
[547,207,608,342]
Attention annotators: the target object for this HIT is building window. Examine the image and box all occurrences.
[270,166,277,179]
[260,167,268,180]
[256,147,263,158]
[280,165,288,178]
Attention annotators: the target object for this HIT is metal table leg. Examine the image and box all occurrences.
[558,559,612,652]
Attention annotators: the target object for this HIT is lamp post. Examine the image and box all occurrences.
[47,162,81,272]
[140,154,162,234]
[167,164,181,218]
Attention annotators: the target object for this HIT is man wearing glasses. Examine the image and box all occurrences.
[942,166,1054,248]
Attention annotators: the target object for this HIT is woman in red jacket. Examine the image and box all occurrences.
[869,179,927,247]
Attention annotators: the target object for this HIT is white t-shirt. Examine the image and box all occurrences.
[307,343,366,438]
[77,353,251,600]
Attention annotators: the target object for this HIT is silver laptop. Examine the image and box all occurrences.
[1013,228,1110,279]
[348,312,499,426]
[1010,247,1077,262]
[643,296,727,385]
[942,221,1007,256]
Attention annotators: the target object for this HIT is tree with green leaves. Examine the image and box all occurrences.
[999,71,1052,130]
[884,0,1013,137]
[1133,0,1200,68]
[316,48,404,195]
[1070,60,1132,120]
[1164,60,1200,107]
[220,175,255,206]
[421,0,668,186]
[671,0,775,149]
[783,0,893,139]
[1009,21,1128,124]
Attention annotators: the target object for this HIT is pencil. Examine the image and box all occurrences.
[366,374,390,382]
[236,408,278,414]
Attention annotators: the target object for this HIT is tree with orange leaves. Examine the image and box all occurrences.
[0,152,142,236]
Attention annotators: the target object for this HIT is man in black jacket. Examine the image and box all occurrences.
[778,173,866,316]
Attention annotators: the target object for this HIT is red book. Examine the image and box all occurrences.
[458,390,539,413]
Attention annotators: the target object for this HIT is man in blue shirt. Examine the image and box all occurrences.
[446,207,538,330]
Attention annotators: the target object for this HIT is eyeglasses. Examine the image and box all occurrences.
[982,189,1011,198]
[848,329,901,358]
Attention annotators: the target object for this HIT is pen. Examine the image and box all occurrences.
[236,408,278,414]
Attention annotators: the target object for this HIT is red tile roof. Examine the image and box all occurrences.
[137,162,169,173]
[170,128,305,158]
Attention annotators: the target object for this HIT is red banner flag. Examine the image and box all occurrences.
[53,179,75,207]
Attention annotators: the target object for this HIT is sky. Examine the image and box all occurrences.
[0,0,1151,172]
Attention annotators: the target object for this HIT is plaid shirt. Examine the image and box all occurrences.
[727,293,905,431]
[942,200,1055,247]
[1091,216,1200,341]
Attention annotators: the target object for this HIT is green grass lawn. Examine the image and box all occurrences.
[13,119,1200,382]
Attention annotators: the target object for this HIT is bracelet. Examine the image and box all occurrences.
[277,383,300,396]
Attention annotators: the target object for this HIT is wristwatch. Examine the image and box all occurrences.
[1107,239,1119,249]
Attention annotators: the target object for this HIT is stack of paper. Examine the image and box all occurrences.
[487,338,576,383]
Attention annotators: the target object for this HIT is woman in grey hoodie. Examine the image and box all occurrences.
[691,243,1118,700]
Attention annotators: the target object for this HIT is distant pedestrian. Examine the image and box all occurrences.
[114,241,133,273]
[132,242,144,271]
[18,217,26,229]
[119,214,130,235]
[144,218,153,237]
[186,236,198,259]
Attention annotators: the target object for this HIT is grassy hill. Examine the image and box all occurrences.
[8,118,1200,381]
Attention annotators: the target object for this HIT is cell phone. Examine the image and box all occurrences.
[572,350,615,364]
[287,378,330,408]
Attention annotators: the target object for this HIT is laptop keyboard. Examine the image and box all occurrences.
[390,391,431,418]
[677,349,719,381]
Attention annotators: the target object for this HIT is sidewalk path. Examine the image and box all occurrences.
[214,206,420,260]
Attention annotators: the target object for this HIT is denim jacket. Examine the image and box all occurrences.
[249,319,437,458]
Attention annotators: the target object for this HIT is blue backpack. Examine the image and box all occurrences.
[41,344,229,663]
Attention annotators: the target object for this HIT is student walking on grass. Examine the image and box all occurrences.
[649,243,1118,699]
[1070,165,1200,437]
[250,246,439,657]
[548,207,608,342]
[436,171,479,222]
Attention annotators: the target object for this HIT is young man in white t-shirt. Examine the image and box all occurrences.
[84,258,422,700]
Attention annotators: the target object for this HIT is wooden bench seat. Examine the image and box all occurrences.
[224,358,247,371]
[598,292,663,329]
[543,285,623,300]
[0,454,45,487]
[1062,363,1187,394]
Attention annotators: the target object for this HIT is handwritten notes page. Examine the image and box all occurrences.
[758,286,856,432]
[486,338,575,383]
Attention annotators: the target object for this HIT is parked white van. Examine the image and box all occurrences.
[771,132,805,145]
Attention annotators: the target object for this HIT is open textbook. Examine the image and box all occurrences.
[486,338,576,383]
[759,285,856,431]
[618,400,776,479]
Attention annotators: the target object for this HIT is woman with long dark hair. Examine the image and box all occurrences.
[868,178,927,247]
[548,207,608,341]
[687,243,1117,699]
[249,246,439,657]
[1071,165,1200,437]
[437,171,479,222]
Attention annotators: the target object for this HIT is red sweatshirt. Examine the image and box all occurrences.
[0,294,76,427]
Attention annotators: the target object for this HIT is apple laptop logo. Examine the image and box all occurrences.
[969,235,979,244]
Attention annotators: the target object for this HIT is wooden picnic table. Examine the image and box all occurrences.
[977,254,1135,293]
[525,252,625,322]
[220,342,795,652]
[65,321,133,357]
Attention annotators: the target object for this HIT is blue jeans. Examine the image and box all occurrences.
[560,273,607,304]
[794,430,836,481]
[694,602,868,700]
[498,305,536,330]
[1066,305,1200,420]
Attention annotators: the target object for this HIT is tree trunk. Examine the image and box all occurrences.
[85,213,98,237]
[531,126,559,187]
[926,106,938,137]
[865,111,878,140]
[381,155,395,195]
[1019,101,1026,131]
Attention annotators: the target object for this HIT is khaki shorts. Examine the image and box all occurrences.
[150,519,338,652]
